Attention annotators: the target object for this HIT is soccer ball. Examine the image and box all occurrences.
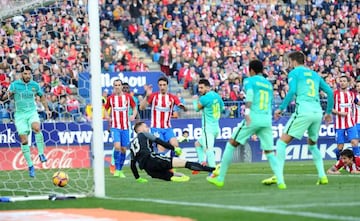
[52,171,69,187]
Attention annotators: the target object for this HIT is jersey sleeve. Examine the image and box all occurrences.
[104,96,111,110]
[244,78,254,103]
[171,93,182,106]
[128,94,136,108]
[142,132,175,150]
[319,77,334,114]
[36,82,44,97]
[279,71,297,111]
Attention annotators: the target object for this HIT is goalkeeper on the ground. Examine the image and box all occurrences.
[130,121,215,182]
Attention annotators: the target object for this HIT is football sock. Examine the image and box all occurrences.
[276,139,287,181]
[308,145,326,178]
[21,144,33,167]
[185,161,213,172]
[266,152,283,184]
[334,148,341,160]
[35,132,45,155]
[206,150,216,167]
[217,142,235,182]
[195,146,205,163]
[352,146,360,156]
[111,147,115,165]
[114,150,121,170]
[119,151,126,170]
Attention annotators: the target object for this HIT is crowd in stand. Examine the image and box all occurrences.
[0,0,359,122]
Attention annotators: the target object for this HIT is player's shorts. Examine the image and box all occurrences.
[14,111,40,135]
[111,128,130,147]
[143,153,173,181]
[335,126,358,144]
[197,128,219,151]
[151,128,175,142]
[284,112,323,141]
[232,120,273,151]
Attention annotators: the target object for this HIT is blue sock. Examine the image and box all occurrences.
[352,147,360,156]
[217,142,235,182]
[308,145,326,178]
[119,152,126,170]
[334,148,341,160]
[114,150,121,170]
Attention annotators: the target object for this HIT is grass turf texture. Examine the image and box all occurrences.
[1,161,360,221]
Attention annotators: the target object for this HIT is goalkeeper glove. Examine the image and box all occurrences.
[136,177,148,183]
[174,147,182,156]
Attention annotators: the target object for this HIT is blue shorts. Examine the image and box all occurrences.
[111,128,130,147]
[150,128,175,142]
[335,126,358,144]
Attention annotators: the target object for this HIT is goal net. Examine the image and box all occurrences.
[0,0,96,200]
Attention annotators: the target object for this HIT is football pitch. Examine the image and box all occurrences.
[1,161,360,221]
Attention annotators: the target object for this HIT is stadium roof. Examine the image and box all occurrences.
[0,0,55,21]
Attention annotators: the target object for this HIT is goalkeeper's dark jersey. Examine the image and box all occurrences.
[130,132,175,169]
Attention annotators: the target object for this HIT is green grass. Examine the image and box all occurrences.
[1,161,360,221]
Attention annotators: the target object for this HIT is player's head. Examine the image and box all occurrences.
[340,149,355,166]
[134,121,149,133]
[339,75,349,90]
[158,76,169,94]
[198,78,211,95]
[20,65,32,83]
[287,51,305,68]
[249,60,263,76]
[356,81,360,93]
[113,79,123,94]
[122,82,130,93]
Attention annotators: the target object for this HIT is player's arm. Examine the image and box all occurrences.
[193,96,204,112]
[139,85,152,110]
[319,78,334,115]
[142,132,176,151]
[129,96,138,120]
[327,165,341,174]
[279,72,297,113]
[173,94,187,112]
[130,150,140,179]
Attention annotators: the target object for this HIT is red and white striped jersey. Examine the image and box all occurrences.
[354,93,360,124]
[105,93,136,129]
[334,156,360,173]
[334,90,355,129]
[147,92,182,128]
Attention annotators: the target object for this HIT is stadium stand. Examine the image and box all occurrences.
[0,0,359,121]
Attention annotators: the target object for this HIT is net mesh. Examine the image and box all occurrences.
[0,0,94,198]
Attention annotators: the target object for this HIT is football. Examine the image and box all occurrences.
[52,171,69,187]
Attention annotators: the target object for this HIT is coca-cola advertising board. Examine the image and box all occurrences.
[0,146,90,171]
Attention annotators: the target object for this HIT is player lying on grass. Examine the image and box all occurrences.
[327,149,360,174]
[130,121,215,182]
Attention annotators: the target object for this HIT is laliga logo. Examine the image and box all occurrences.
[13,149,74,170]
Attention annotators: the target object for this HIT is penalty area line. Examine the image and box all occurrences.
[105,197,359,221]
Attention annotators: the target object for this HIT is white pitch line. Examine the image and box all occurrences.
[105,197,360,221]
[265,201,360,209]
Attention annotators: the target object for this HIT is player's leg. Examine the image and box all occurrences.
[15,114,34,177]
[347,126,360,157]
[171,157,214,172]
[274,114,307,186]
[204,130,218,168]
[151,128,167,155]
[30,113,47,162]
[194,140,205,164]
[111,128,124,177]
[335,129,345,160]
[257,127,284,189]
[147,155,190,182]
[208,121,250,187]
[117,129,130,177]
[109,147,115,174]
[166,128,179,157]
[307,114,328,185]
